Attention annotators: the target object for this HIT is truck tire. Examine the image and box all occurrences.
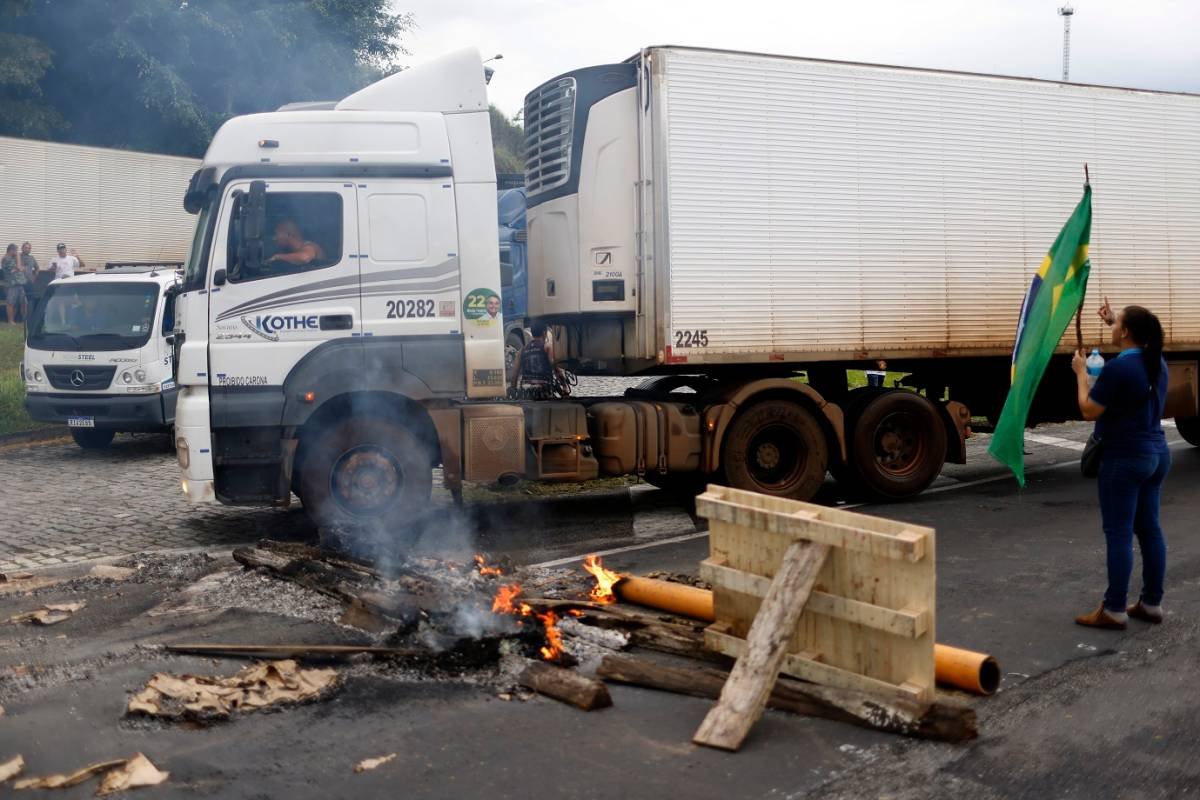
[721,399,829,502]
[299,417,433,529]
[829,386,888,490]
[71,428,115,450]
[846,390,946,500]
[1176,416,1200,446]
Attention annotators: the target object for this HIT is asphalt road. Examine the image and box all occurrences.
[2,421,1199,798]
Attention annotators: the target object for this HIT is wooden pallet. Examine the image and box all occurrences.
[696,485,936,706]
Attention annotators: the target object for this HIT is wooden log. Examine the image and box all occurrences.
[693,540,830,751]
[518,659,613,711]
[256,539,382,577]
[597,654,977,744]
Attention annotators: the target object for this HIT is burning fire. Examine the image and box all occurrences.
[491,583,522,614]
[474,554,504,577]
[489,587,564,661]
[582,555,622,604]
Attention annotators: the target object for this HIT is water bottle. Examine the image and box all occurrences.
[1086,348,1105,389]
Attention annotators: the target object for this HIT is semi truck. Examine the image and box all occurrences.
[0,136,199,271]
[173,46,1200,528]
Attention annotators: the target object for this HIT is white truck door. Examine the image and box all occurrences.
[207,180,360,392]
[355,180,461,340]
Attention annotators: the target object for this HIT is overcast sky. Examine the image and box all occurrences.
[395,0,1200,118]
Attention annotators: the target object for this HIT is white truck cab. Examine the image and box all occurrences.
[24,267,182,448]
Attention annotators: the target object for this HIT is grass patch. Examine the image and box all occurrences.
[0,326,40,436]
[846,370,909,390]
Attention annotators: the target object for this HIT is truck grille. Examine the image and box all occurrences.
[523,77,577,196]
[45,365,117,391]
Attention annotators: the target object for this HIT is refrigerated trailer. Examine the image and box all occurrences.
[173,47,1200,528]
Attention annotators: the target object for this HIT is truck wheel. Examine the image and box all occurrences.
[722,400,829,501]
[1175,416,1200,446]
[847,391,946,500]
[71,429,115,450]
[299,417,433,529]
[829,387,888,490]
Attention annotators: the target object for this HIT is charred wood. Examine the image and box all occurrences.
[518,659,613,711]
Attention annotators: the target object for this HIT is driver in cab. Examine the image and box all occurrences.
[268,220,325,267]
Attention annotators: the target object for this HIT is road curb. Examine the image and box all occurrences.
[0,426,69,447]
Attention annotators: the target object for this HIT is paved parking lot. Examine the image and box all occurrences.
[1,412,1169,573]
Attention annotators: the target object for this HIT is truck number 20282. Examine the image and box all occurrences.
[386,299,436,319]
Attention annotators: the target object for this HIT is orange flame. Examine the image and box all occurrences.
[474,554,504,577]
[537,610,564,661]
[582,555,622,604]
[491,583,522,614]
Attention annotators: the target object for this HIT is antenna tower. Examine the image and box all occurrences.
[1058,5,1075,82]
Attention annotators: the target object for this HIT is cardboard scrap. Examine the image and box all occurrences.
[6,601,86,626]
[0,572,34,583]
[12,753,166,794]
[0,755,24,782]
[96,753,169,796]
[354,754,397,773]
[127,659,338,720]
[12,758,126,790]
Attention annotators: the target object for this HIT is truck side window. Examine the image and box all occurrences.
[227,192,343,282]
[162,291,177,335]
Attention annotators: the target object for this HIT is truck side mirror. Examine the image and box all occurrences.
[231,180,267,280]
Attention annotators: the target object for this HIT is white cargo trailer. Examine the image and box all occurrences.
[0,136,199,270]
[526,46,1200,370]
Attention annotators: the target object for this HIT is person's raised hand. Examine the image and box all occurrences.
[1097,296,1115,326]
[1071,348,1087,375]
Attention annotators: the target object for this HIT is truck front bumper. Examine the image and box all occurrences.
[175,385,216,504]
[24,389,177,431]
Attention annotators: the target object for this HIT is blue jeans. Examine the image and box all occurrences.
[1097,446,1170,611]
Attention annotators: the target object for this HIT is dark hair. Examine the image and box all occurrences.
[1122,305,1164,385]
[530,321,548,338]
[5,243,15,253]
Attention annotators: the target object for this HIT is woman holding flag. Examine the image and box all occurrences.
[1072,299,1170,630]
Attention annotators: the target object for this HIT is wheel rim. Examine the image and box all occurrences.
[329,445,404,516]
[868,411,927,477]
[745,423,807,491]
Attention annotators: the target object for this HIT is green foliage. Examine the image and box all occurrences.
[490,104,524,177]
[0,0,412,156]
[0,326,38,436]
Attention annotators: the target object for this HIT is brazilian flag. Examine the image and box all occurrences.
[988,185,1092,485]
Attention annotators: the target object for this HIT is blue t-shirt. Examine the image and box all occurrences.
[1089,348,1168,455]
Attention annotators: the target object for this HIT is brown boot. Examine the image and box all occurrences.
[1127,601,1164,624]
[1075,604,1127,630]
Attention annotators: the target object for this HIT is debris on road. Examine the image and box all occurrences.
[517,657,613,710]
[11,753,167,795]
[0,572,34,583]
[87,565,138,581]
[0,754,24,783]
[95,753,170,796]
[6,601,86,626]
[354,754,397,773]
[127,659,338,721]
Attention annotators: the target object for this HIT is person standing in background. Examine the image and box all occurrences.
[21,242,44,310]
[1072,299,1171,629]
[49,243,83,278]
[1,244,18,324]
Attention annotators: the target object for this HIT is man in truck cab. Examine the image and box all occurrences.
[268,220,326,267]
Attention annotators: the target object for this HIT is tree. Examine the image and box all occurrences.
[1,0,412,156]
[490,104,524,178]
[0,0,66,138]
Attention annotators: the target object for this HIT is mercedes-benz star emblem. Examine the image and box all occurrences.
[70,369,86,387]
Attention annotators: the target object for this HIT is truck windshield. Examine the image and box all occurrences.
[27,283,160,352]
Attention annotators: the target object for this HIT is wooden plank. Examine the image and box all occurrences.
[693,541,830,751]
[697,490,932,562]
[596,653,977,743]
[705,627,932,705]
[701,559,930,638]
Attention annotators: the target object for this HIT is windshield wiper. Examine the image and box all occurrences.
[76,332,138,341]
[31,331,82,349]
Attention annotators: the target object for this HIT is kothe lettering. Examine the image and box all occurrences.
[254,315,320,334]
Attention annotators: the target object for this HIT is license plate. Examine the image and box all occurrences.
[67,416,95,428]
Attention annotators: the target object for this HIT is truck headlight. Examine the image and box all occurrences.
[176,439,190,469]
[32,369,43,382]
[121,371,133,384]
[134,368,147,383]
